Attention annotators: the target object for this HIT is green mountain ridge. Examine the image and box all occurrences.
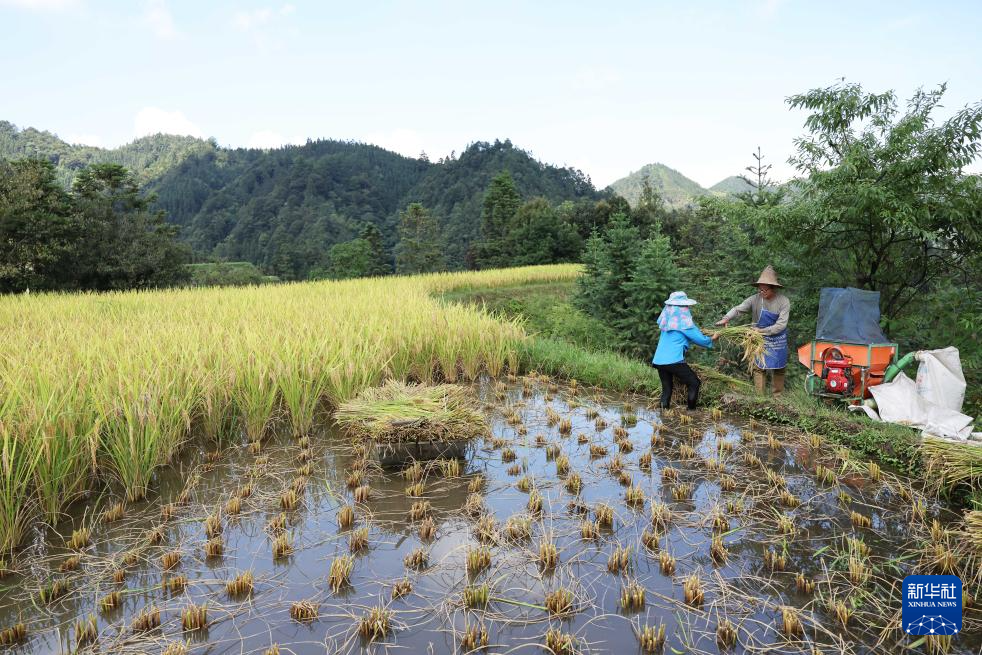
[0,121,601,277]
[2,120,753,277]
[606,162,707,207]
[708,175,755,195]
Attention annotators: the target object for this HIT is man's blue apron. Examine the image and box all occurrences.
[755,308,788,370]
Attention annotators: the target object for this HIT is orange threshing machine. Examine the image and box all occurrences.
[797,288,912,403]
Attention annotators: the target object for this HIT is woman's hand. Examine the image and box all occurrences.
[710,333,720,341]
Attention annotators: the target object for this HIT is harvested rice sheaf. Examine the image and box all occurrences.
[335,381,487,444]
[707,327,765,373]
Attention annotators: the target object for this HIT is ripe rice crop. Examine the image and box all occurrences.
[0,265,577,552]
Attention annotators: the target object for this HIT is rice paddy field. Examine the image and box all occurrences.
[0,266,979,654]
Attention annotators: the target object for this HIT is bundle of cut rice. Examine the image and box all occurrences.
[708,326,766,373]
[335,381,487,444]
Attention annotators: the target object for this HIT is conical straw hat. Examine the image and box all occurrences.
[754,265,783,287]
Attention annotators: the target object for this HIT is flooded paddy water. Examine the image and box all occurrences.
[1,375,978,654]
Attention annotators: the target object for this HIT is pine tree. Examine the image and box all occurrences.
[620,233,681,357]
[575,230,609,317]
[631,177,667,239]
[395,203,445,274]
[475,170,521,268]
[359,223,390,275]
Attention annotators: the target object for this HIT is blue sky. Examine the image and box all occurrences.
[1,0,980,187]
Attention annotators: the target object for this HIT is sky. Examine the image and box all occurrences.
[1,0,980,189]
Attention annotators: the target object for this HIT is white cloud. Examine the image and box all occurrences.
[0,0,79,10]
[247,130,303,149]
[233,4,293,31]
[133,107,203,139]
[233,7,272,31]
[66,133,103,147]
[144,0,176,39]
[572,66,623,91]
[756,0,784,18]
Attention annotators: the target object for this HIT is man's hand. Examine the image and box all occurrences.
[715,318,729,326]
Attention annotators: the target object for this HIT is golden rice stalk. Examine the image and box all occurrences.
[460,622,489,650]
[358,606,391,641]
[683,574,704,607]
[290,600,318,622]
[131,606,161,633]
[620,579,645,611]
[180,603,207,631]
[391,578,412,599]
[328,555,354,592]
[921,437,982,495]
[544,629,577,655]
[708,326,766,373]
[226,570,254,598]
[638,622,666,652]
[716,618,737,649]
[545,587,574,616]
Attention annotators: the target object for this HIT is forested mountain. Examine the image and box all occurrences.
[0,121,213,187]
[1,121,601,277]
[708,175,755,195]
[606,163,708,207]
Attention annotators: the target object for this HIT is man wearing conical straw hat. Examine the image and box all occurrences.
[716,265,791,395]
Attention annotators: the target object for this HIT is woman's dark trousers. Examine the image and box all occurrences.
[654,362,702,410]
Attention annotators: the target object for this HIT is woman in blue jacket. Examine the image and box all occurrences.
[651,291,717,410]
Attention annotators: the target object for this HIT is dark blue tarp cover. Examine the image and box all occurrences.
[815,288,889,343]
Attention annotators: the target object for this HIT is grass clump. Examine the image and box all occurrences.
[181,603,207,631]
[545,587,573,616]
[329,555,354,591]
[463,583,489,608]
[638,623,666,652]
[391,578,412,599]
[543,628,577,655]
[460,622,489,650]
[226,570,254,598]
[290,600,318,622]
[358,606,391,641]
[131,606,161,633]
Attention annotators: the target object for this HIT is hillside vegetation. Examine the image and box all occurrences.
[1,123,601,276]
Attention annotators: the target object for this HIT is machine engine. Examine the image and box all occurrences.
[821,347,854,395]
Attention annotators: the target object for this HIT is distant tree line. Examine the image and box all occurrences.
[0,159,190,293]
